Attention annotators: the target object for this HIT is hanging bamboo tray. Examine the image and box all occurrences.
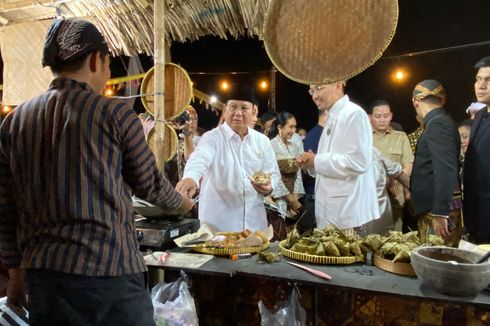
[146,124,178,162]
[140,63,193,120]
[279,240,357,265]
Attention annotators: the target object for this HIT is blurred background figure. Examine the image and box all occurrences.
[260,111,277,136]
[297,128,307,140]
[458,119,473,156]
[466,102,486,119]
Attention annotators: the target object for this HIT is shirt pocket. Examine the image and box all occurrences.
[387,148,402,162]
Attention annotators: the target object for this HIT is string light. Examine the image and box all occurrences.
[104,87,114,96]
[259,80,268,90]
[210,95,218,104]
[2,105,11,114]
[220,81,230,91]
[391,68,408,83]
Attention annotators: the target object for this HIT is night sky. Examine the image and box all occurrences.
[160,0,490,133]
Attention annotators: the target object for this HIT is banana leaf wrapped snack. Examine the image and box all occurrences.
[375,231,444,263]
[282,225,364,263]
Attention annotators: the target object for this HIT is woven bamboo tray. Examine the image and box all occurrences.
[192,242,269,256]
[373,254,416,276]
[279,240,357,265]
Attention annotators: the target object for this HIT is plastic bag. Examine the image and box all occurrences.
[258,288,306,326]
[151,272,198,326]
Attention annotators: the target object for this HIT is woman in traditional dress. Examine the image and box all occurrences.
[267,111,305,240]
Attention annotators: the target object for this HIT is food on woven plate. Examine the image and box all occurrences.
[283,226,364,262]
[202,230,269,248]
[251,172,271,185]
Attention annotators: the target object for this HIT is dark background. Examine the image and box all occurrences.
[3,0,490,133]
[163,0,490,133]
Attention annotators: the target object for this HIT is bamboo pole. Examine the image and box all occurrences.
[153,0,166,171]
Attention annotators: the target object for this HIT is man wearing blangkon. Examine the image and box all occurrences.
[0,19,192,325]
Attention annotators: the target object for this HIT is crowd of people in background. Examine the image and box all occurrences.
[169,57,490,247]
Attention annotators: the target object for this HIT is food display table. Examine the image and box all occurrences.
[147,244,490,325]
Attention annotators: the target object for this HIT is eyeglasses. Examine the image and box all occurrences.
[308,85,326,96]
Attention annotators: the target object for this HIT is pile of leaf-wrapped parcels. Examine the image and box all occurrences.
[282,226,444,264]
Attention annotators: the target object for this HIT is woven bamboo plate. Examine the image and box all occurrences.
[279,240,357,265]
[373,254,415,276]
[140,63,193,119]
[146,124,178,162]
[263,0,399,85]
[192,242,269,256]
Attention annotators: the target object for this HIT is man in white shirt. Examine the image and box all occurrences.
[297,82,379,231]
[176,87,281,232]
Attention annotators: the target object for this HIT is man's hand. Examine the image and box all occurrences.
[176,178,197,198]
[432,216,450,238]
[251,180,272,196]
[7,268,26,313]
[179,192,194,214]
[296,150,315,169]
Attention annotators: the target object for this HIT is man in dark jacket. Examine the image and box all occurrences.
[410,80,460,242]
[464,57,490,243]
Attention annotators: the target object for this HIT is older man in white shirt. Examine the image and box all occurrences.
[176,87,281,232]
[297,82,379,231]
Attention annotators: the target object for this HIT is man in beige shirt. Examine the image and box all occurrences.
[368,100,414,231]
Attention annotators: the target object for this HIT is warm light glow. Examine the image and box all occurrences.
[220,81,229,91]
[392,68,408,83]
[259,80,268,90]
[210,95,217,104]
[2,105,11,114]
[104,88,114,96]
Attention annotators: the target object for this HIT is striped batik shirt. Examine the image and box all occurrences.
[0,78,182,276]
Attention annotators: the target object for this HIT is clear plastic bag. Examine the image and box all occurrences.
[258,288,306,326]
[151,272,198,326]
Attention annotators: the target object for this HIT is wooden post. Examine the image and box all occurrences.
[269,67,276,112]
[154,0,166,171]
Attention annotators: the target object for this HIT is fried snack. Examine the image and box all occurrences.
[251,172,270,185]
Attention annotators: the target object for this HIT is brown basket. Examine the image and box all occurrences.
[373,254,415,276]
[140,63,193,119]
[279,240,357,265]
[263,0,399,85]
[277,158,298,174]
[146,124,178,162]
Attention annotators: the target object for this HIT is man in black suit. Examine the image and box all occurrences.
[464,57,490,244]
[410,80,461,242]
